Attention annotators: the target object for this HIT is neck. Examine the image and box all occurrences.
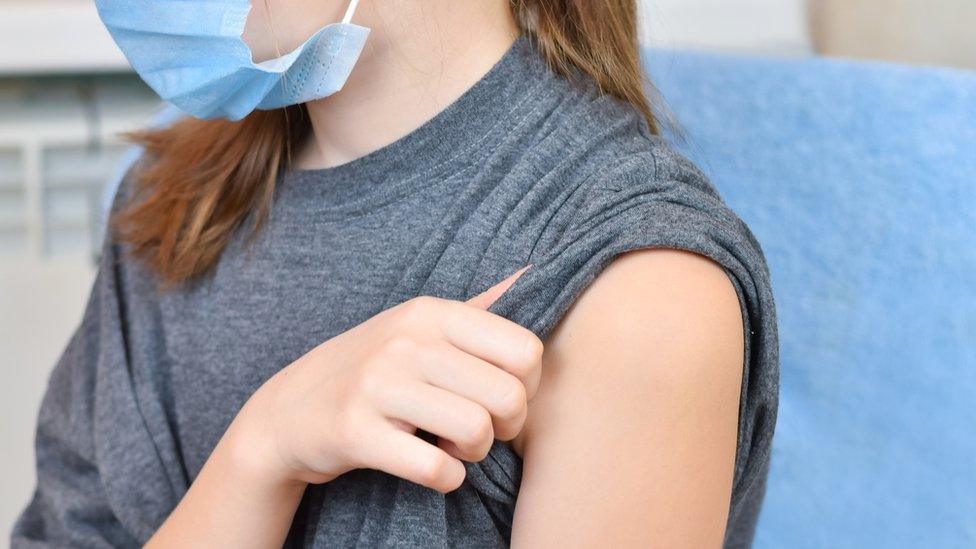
[294,1,520,170]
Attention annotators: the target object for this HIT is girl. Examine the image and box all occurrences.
[14,1,778,547]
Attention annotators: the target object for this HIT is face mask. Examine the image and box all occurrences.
[95,0,370,121]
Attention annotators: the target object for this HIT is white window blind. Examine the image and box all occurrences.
[0,77,161,260]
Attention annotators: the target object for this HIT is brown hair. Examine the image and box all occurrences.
[116,1,661,287]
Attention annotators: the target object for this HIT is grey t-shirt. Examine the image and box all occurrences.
[13,36,778,548]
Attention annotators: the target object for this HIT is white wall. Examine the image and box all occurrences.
[1,260,96,539]
[812,0,976,69]
[0,1,128,74]
[643,0,812,55]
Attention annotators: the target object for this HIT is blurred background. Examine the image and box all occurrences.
[1,0,974,545]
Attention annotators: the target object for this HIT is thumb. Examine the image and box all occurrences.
[466,264,533,310]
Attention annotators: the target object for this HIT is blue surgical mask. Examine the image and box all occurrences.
[95,0,370,121]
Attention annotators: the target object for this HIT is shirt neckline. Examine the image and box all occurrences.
[278,34,552,215]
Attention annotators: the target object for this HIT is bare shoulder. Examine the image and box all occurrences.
[546,247,745,371]
[509,247,745,547]
[511,247,744,454]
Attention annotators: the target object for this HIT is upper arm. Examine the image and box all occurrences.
[12,245,140,547]
[509,247,745,548]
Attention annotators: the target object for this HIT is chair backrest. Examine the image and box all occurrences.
[643,48,976,548]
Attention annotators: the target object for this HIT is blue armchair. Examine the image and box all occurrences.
[643,49,976,548]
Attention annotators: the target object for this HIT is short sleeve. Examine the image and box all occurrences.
[12,180,183,548]
[12,246,141,547]
[485,149,780,543]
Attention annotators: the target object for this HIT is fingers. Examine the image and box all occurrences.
[362,425,467,493]
[416,343,528,440]
[466,264,533,310]
[378,381,495,462]
[438,303,544,399]
[339,265,541,494]
[391,296,544,395]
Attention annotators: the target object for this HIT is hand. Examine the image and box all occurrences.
[230,265,542,493]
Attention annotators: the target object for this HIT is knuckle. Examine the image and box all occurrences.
[462,408,494,449]
[356,366,389,401]
[418,451,448,485]
[400,295,441,320]
[329,407,373,466]
[511,331,543,377]
[494,380,527,421]
[522,332,545,365]
[382,333,418,357]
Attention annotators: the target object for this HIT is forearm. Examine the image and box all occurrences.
[146,418,307,548]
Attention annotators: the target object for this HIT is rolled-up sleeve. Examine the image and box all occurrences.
[484,149,780,546]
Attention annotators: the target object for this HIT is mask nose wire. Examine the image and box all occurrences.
[342,0,361,24]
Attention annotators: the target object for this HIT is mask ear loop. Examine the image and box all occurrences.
[264,0,284,58]
[342,0,361,24]
[286,0,359,168]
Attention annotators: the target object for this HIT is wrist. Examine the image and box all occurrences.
[147,405,306,548]
[220,391,307,492]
